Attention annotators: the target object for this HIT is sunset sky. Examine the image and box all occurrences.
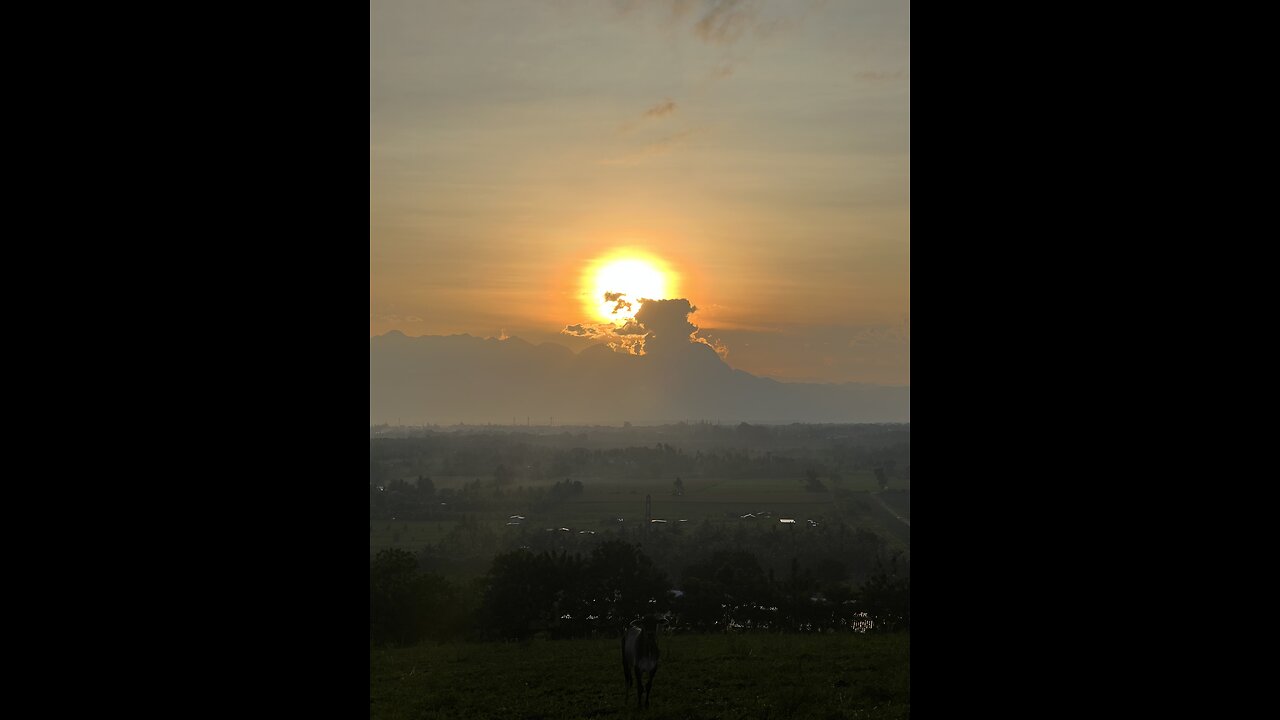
[370,0,909,386]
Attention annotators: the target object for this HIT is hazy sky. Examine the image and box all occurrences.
[370,0,909,385]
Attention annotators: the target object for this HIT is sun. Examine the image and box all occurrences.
[583,251,676,324]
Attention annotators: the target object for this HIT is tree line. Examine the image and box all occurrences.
[370,473,588,522]
[371,539,909,646]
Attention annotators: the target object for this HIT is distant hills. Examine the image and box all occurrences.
[370,331,909,425]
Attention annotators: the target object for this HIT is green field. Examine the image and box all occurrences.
[371,632,910,720]
[372,474,910,559]
[371,520,463,554]
[876,493,910,520]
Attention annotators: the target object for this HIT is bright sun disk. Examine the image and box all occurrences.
[585,253,675,324]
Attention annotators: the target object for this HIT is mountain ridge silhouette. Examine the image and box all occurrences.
[370,332,909,425]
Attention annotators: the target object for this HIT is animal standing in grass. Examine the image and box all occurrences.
[622,615,661,709]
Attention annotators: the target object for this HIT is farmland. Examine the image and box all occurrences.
[370,424,910,586]
[371,473,910,571]
[370,423,910,716]
[370,433,905,622]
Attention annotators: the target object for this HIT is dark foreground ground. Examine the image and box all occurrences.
[371,632,909,720]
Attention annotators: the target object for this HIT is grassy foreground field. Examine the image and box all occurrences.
[371,632,909,720]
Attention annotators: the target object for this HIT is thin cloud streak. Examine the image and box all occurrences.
[642,99,677,118]
[600,130,695,166]
[693,0,758,45]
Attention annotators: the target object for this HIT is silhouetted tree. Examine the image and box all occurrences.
[494,464,513,487]
[679,550,775,630]
[370,548,458,645]
[586,540,671,625]
[776,557,817,631]
[478,550,563,640]
[369,456,389,485]
[416,475,435,496]
[857,556,909,632]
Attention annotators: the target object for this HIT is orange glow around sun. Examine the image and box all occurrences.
[583,250,677,324]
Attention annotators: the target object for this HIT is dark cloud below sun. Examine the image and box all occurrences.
[562,297,725,359]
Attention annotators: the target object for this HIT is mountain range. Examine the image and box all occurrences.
[370,331,909,425]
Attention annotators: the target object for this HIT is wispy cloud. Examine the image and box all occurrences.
[620,98,680,134]
[562,323,609,338]
[693,0,758,45]
[642,99,677,118]
[613,0,805,47]
[602,290,635,315]
[601,130,694,166]
[611,0,826,93]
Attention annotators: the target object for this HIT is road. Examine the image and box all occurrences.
[871,493,910,527]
